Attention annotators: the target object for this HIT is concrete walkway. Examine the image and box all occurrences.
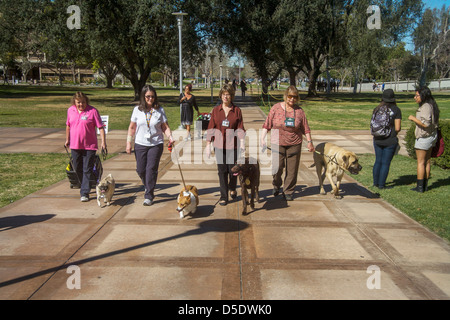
[0,96,449,300]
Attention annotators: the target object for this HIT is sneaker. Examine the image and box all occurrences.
[284,194,294,201]
[80,196,89,202]
[143,199,153,206]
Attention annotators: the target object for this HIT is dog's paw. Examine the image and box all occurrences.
[179,211,184,219]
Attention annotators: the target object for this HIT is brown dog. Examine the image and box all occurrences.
[231,157,260,215]
[310,142,362,199]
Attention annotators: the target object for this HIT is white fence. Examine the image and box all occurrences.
[351,78,450,92]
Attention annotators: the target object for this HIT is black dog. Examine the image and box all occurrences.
[231,157,260,215]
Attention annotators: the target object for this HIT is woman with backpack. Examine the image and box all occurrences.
[408,86,440,193]
[371,89,402,189]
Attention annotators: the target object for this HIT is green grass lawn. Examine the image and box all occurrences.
[257,90,450,130]
[1,84,449,242]
[0,85,217,130]
[0,153,68,208]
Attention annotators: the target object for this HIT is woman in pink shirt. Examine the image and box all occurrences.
[65,92,106,202]
[261,86,314,201]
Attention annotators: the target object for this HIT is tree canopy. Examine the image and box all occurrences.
[0,0,447,98]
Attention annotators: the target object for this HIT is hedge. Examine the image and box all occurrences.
[405,120,450,169]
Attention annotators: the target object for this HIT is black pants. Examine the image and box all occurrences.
[215,148,239,201]
[134,143,164,200]
[71,149,96,197]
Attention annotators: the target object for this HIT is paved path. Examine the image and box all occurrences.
[0,96,449,300]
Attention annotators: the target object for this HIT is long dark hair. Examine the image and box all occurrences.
[138,85,160,111]
[416,86,440,124]
[372,101,397,115]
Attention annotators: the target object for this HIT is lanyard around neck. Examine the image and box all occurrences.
[284,104,295,118]
[145,109,154,128]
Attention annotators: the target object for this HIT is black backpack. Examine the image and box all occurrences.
[370,105,391,138]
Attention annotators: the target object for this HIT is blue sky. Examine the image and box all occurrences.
[424,0,449,9]
[403,0,449,51]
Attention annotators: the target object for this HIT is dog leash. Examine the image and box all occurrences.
[313,150,348,172]
[168,141,187,190]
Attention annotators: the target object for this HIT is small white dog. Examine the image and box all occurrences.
[96,174,115,207]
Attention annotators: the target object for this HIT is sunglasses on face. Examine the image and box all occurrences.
[287,95,299,100]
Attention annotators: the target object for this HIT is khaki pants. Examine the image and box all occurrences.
[272,143,302,195]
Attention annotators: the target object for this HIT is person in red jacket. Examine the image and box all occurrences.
[205,84,245,206]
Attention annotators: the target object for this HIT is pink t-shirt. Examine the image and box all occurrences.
[66,105,103,150]
[262,102,311,146]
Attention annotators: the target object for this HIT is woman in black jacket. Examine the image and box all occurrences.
[371,89,402,189]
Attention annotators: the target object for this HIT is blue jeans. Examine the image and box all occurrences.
[373,142,397,188]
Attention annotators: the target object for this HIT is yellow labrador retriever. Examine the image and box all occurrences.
[311,142,362,199]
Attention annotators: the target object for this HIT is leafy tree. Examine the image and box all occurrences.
[202,0,283,99]
[413,5,450,86]
[0,0,49,82]
[83,0,204,100]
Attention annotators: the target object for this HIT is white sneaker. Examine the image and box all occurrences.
[143,199,153,206]
[80,196,89,202]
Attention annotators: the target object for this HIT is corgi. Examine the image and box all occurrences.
[176,185,199,218]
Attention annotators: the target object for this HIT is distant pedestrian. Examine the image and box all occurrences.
[408,86,440,192]
[178,84,199,141]
[65,92,106,202]
[240,80,247,97]
[126,85,174,205]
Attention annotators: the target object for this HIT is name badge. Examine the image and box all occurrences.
[144,132,151,139]
[222,119,230,127]
[81,116,88,120]
[285,117,295,127]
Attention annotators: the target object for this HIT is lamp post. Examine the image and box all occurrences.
[219,65,223,89]
[172,11,188,129]
[209,53,216,103]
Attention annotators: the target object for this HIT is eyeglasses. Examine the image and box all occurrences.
[145,95,155,99]
[287,95,299,100]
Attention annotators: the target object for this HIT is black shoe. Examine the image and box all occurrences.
[411,179,424,193]
[230,191,237,199]
[273,188,280,196]
[284,194,294,201]
[219,199,228,206]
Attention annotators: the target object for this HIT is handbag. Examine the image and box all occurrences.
[431,128,445,158]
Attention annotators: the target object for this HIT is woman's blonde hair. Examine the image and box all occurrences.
[283,85,300,102]
[71,92,90,106]
[219,83,235,101]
